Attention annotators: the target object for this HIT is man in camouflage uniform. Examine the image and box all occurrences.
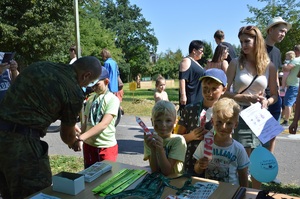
[0,56,101,199]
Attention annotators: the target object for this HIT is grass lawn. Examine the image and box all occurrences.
[50,81,300,196]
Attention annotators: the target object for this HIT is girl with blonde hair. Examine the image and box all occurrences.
[154,75,169,102]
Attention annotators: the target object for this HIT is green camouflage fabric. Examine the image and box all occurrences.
[0,61,85,137]
[0,131,52,199]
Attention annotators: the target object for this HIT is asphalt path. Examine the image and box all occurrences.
[44,115,300,186]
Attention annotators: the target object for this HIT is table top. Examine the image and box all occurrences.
[27,160,299,199]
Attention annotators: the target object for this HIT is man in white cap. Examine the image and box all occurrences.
[265,16,292,183]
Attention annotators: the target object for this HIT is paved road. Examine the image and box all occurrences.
[43,115,300,186]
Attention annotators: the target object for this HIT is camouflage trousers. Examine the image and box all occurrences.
[0,130,52,199]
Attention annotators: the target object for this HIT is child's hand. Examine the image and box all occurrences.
[152,134,163,149]
[144,133,156,149]
[196,157,209,169]
[192,126,208,141]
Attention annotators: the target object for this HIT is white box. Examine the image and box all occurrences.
[79,162,112,182]
[52,172,85,195]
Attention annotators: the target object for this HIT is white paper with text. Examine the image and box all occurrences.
[239,102,284,144]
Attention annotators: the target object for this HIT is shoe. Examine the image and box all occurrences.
[281,120,288,126]
[247,170,252,182]
[271,177,281,184]
[248,174,252,182]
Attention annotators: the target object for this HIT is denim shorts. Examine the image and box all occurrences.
[233,116,261,148]
[284,86,299,107]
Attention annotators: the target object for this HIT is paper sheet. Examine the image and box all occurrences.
[165,182,218,199]
[239,102,284,144]
[29,192,60,199]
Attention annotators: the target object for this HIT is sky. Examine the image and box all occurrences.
[129,0,265,55]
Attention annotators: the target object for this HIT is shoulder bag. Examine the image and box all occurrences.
[239,75,258,94]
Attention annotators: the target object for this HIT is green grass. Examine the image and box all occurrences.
[49,81,300,196]
[122,81,179,116]
[262,183,300,197]
[50,155,84,175]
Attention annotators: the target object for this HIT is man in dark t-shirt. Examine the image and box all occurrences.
[214,30,237,63]
[0,56,101,198]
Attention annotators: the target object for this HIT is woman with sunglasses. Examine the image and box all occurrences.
[179,40,205,111]
[223,26,278,189]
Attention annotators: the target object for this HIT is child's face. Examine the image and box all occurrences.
[212,114,238,137]
[156,81,166,92]
[285,54,292,60]
[152,112,175,138]
[92,79,106,94]
[222,49,229,59]
[202,79,226,107]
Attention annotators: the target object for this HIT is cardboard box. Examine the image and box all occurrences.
[52,172,85,195]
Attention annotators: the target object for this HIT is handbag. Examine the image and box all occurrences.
[118,75,123,91]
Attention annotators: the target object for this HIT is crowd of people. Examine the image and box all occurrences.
[149,16,299,190]
[0,15,299,199]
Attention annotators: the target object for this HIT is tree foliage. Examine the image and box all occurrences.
[243,0,300,60]
[0,0,75,68]
[198,41,213,67]
[82,0,158,80]
[153,49,184,79]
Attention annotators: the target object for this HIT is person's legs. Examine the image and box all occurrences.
[0,131,51,199]
[282,86,298,125]
[83,143,99,169]
[283,106,292,123]
[251,176,262,189]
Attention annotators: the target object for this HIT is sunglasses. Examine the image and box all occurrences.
[239,25,255,32]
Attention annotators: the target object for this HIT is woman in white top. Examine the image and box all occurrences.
[223,26,278,189]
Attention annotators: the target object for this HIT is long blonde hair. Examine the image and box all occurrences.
[238,26,270,75]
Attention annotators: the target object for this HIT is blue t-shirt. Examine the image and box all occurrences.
[104,58,119,93]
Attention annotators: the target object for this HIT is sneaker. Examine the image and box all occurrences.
[248,174,252,182]
[281,120,288,126]
[247,170,252,182]
[271,177,281,184]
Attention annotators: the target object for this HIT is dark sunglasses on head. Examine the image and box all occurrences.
[239,25,255,32]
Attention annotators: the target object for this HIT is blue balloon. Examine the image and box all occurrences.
[249,146,278,183]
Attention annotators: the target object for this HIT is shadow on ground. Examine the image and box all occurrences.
[117,139,144,155]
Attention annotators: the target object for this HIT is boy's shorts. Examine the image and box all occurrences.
[284,86,298,107]
[83,143,118,168]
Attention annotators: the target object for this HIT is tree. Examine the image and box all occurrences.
[233,44,241,57]
[0,0,75,68]
[82,0,158,80]
[152,49,184,79]
[198,41,213,67]
[244,0,300,60]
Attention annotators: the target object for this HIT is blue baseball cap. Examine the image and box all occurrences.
[199,68,227,87]
[88,66,109,87]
